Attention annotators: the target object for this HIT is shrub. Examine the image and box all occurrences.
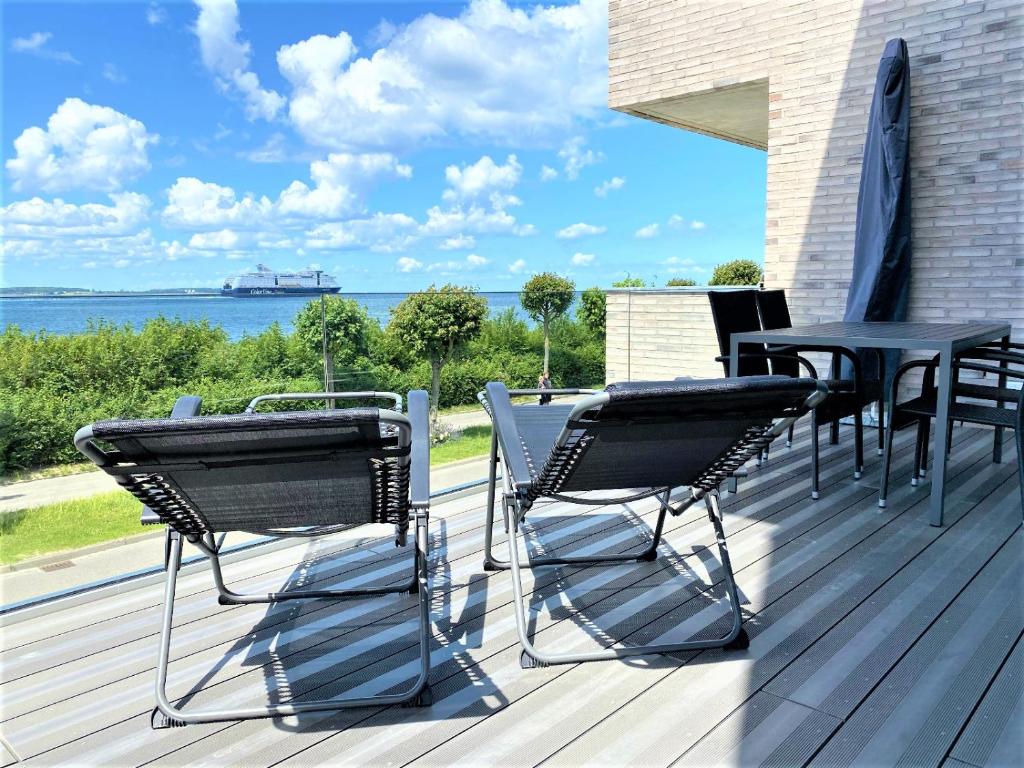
[708,259,762,286]
[577,287,606,336]
[666,278,698,287]
[612,276,646,288]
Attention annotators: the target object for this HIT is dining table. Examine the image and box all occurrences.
[729,320,1012,526]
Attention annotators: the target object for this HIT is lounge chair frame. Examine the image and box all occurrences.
[479,380,826,668]
[75,390,433,727]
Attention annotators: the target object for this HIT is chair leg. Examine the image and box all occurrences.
[512,490,746,668]
[878,404,899,508]
[151,523,432,729]
[853,408,864,480]
[810,411,820,500]
[787,423,794,449]
[482,430,507,571]
[830,417,840,445]
[911,419,930,486]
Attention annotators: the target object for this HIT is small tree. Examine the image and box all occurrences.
[294,296,375,389]
[612,276,646,288]
[708,259,762,286]
[666,278,698,287]
[521,272,575,373]
[389,285,488,417]
[577,287,607,336]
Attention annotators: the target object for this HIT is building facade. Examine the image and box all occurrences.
[606,0,1022,382]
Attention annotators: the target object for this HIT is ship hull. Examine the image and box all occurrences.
[221,287,342,297]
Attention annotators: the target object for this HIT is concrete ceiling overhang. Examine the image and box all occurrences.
[618,79,769,150]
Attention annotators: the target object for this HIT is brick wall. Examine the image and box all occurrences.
[607,0,1022,382]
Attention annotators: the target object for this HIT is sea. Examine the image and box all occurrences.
[0,292,560,340]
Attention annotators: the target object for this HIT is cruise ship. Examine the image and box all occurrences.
[221,264,341,297]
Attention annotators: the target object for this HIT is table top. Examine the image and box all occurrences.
[733,320,1011,351]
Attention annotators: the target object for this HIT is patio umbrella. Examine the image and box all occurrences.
[840,38,912,391]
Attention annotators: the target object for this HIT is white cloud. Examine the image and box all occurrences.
[240,132,289,163]
[102,63,127,83]
[570,252,595,266]
[163,177,272,228]
[559,135,603,179]
[635,223,659,239]
[557,222,605,239]
[690,220,706,230]
[396,256,423,272]
[427,253,489,272]
[10,32,79,64]
[147,3,169,26]
[508,258,527,274]
[6,98,157,193]
[188,228,239,250]
[277,0,607,150]
[667,214,685,230]
[193,0,285,121]
[539,165,558,182]
[439,234,475,250]
[443,155,521,201]
[306,213,419,251]
[421,204,520,237]
[164,153,411,227]
[594,176,625,197]
[0,192,151,238]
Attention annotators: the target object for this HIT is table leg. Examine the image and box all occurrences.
[729,336,740,378]
[928,349,954,527]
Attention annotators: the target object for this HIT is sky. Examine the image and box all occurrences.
[1,0,767,292]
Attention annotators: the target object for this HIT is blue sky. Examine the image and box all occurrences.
[1,0,767,291]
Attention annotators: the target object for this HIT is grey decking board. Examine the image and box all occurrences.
[806,532,1023,768]
[0,427,1014,768]
[537,446,1016,767]
[947,635,1024,768]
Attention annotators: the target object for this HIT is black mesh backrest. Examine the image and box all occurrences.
[535,376,817,494]
[86,409,409,534]
[755,289,799,378]
[708,290,768,376]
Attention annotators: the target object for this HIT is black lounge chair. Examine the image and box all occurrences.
[75,390,433,728]
[478,376,826,668]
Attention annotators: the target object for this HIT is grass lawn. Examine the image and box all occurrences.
[0,491,143,565]
[430,426,492,466]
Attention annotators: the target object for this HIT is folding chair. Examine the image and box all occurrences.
[75,390,433,728]
[478,376,826,668]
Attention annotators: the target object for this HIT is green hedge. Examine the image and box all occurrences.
[0,303,606,473]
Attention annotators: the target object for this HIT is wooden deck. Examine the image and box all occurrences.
[1,422,1020,767]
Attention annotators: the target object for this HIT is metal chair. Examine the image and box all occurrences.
[879,350,1023,516]
[478,376,826,668]
[75,390,433,728]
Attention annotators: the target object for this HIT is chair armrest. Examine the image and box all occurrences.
[484,381,533,493]
[953,362,1024,380]
[717,352,819,378]
[506,388,597,397]
[407,390,430,509]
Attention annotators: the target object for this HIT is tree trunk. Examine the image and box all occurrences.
[542,317,550,373]
[430,359,441,422]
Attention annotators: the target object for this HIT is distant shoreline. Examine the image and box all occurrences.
[0,292,223,299]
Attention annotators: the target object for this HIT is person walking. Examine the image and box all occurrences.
[538,371,553,405]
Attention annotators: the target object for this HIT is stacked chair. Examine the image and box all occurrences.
[709,289,883,498]
[75,390,434,728]
[879,342,1024,515]
[477,376,826,668]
